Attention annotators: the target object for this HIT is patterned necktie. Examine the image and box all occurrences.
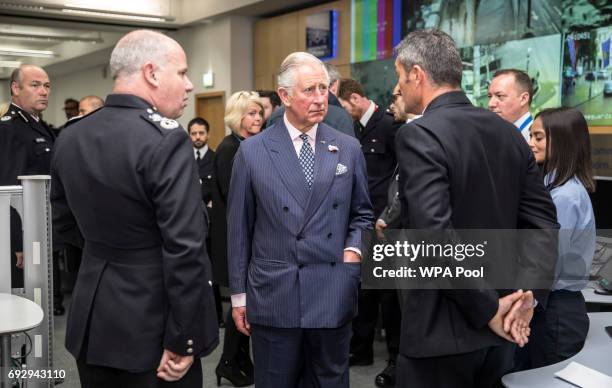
[298,133,315,188]
[196,150,201,160]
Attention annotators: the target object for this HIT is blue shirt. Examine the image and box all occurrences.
[545,174,596,291]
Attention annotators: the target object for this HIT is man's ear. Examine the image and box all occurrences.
[10,81,19,97]
[412,65,424,86]
[278,87,291,107]
[142,62,159,87]
[519,91,530,107]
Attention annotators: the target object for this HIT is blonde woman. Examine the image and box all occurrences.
[210,91,263,386]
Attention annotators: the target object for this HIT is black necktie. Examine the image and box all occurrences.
[354,121,365,138]
[196,150,201,160]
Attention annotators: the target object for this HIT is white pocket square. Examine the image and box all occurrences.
[335,163,348,175]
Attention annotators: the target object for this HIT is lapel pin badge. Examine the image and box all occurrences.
[328,145,339,152]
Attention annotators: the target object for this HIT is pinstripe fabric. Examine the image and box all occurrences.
[227,121,374,328]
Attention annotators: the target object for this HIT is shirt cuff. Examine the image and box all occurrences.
[231,293,246,307]
[344,247,362,257]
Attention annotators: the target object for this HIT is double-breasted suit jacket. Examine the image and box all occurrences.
[227,121,373,329]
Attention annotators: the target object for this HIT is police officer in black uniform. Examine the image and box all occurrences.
[0,65,64,315]
[50,30,218,388]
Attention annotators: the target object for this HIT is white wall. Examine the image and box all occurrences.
[171,15,255,130]
[230,16,255,93]
[45,65,113,127]
[0,80,9,108]
[41,15,255,129]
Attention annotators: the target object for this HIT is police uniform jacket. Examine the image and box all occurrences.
[356,106,401,217]
[1,103,56,271]
[196,148,215,205]
[50,94,219,372]
[0,103,55,184]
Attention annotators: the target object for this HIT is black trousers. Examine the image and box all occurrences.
[350,288,401,360]
[220,308,251,362]
[251,323,351,388]
[514,289,589,371]
[396,343,514,388]
[76,357,202,388]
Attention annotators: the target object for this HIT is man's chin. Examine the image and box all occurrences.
[309,113,325,122]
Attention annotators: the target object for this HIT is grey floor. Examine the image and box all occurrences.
[53,295,389,388]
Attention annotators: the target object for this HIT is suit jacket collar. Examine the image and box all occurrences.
[105,94,155,110]
[328,93,342,107]
[423,90,471,115]
[264,121,338,225]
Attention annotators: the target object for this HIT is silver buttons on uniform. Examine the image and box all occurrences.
[187,339,193,346]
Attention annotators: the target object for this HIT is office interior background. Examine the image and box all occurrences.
[3,0,611,224]
[1,0,611,387]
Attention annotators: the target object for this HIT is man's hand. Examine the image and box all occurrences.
[232,306,251,336]
[343,250,361,263]
[504,290,534,347]
[156,349,194,382]
[15,252,24,269]
[375,219,387,241]
[488,290,525,344]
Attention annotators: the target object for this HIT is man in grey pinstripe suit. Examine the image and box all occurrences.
[227,52,374,388]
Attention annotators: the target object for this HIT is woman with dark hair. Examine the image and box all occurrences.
[517,107,596,370]
[211,91,263,386]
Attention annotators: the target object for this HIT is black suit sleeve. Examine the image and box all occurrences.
[396,124,498,329]
[214,144,236,202]
[516,150,559,308]
[147,129,209,356]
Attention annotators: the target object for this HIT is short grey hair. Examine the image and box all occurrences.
[277,52,329,95]
[323,62,341,87]
[9,67,21,96]
[109,29,176,80]
[395,29,462,88]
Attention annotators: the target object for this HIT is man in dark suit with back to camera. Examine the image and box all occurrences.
[337,77,401,387]
[228,51,373,388]
[51,29,218,388]
[393,29,559,388]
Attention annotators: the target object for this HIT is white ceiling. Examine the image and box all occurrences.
[0,0,324,79]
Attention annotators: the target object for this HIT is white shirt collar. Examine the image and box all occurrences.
[284,114,318,142]
[359,100,376,128]
[513,111,532,129]
[194,145,208,159]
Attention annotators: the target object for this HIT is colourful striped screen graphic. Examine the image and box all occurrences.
[351,0,402,63]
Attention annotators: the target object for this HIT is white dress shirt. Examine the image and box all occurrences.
[513,111,532,143]
[193,145,209,160]
[284,114,317,156]
[359,101,376,128]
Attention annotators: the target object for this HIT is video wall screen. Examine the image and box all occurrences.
[350,0,611,127]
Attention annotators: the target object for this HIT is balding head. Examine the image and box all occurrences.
[79,95,104,116]
[110,30,178,81]
[10,64,50,116]
[110,29,193,119]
